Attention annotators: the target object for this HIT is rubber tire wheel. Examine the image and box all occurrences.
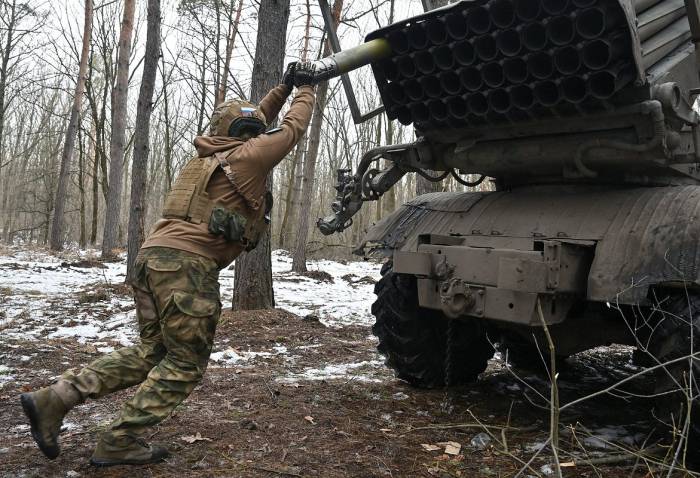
[649,293,700,464]
[371,261,494,389]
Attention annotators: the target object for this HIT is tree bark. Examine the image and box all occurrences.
[49,0,93,250]
[101,0,135,259]
[232,0,290,310]
[126,0,161,281]
[291,0,343,273]
[216,0,244,107]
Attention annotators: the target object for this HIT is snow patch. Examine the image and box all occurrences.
[277,359,385,383]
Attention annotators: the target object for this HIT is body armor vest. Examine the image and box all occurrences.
[161,154,269,250]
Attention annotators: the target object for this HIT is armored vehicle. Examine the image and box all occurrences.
[312,0,700,454]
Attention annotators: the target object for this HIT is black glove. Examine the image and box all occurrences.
[293,61,316,87]
[282,62,297,90]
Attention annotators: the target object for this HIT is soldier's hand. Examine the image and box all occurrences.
[293,61,316,87]
[282,61,297,90]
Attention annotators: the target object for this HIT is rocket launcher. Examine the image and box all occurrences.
[314,0,700,235]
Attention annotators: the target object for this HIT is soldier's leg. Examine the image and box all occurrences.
[90,291,219,466]
[107,292,219,436]
[61,287,166,399]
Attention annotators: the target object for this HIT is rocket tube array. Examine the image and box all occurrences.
[375,0,690,129]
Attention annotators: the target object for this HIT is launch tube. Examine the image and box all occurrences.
[440,70,462,95]
[426,18,449,45]
[527,51,555,79]
[310,38,392,84]
[522,22,548,51]
[446,11,469,40]
[547,14,577,46]
[534,80,561,106]
[491,0,516,28]
[515,0,541,22]
[543,0,570,16]
[467,92,489,115]
[483,61,506,87]
[510,84,536,109]
[498,27,523,57]
[433,45,456,70]
[454,39,477,65]
[554,45,582,75]
[582,33,628,70]
[408,24,429,50]
[402,78,424,101]
[475,33,499,61]
[504,57,528,83]
[468,6,492,35]
[460,66,484,91]
[576,5,624,39]
[414,50,437,75]
[447,95,469,118]
[420,75,443,98]
[561,75,588,103]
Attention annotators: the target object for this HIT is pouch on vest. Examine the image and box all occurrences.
[208,207,247,243]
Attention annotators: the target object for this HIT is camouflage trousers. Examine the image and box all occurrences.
[61,247,221,437]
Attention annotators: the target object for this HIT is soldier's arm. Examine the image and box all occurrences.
[235,86,315,174]
[257,84,294,124]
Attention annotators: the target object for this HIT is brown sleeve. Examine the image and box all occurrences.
[258,84,293,125]
[226,86,316,209]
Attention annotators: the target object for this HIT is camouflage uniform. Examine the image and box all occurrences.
[62,247,220,437]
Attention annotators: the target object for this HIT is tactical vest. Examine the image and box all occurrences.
[161,153,269,251]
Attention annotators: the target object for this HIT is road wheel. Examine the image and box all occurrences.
[649,292,700,464]
[371,262,494,388]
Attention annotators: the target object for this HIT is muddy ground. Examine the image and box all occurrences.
[0,249,698,477]
[0,308,696,478]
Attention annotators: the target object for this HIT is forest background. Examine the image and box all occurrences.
[0,0,487,308]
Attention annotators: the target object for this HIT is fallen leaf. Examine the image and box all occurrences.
[180,432,212,444]
[438,441,462,455]
[421,444,441,452]
[304,415,316,425]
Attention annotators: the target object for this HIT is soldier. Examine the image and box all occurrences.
[19,62,317,466]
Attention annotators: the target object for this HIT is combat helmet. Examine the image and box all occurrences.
[209,99,267,139]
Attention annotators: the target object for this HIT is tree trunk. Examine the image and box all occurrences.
[101,0,135,259]
[126,0,161,282]
[291,0,343,273]
[49,0,93,250]
[232,0,290,310]
[216,0,244,107]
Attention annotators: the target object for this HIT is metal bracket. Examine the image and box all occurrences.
[318,0,384,124]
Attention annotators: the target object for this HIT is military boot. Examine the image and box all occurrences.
[20,380,82,459]
[90,432,170,467]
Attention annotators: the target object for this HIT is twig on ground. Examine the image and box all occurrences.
[537,299,562,478]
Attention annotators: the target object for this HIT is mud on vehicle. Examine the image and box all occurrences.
[311,0,700,462]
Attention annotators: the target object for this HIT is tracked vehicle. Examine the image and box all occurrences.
[312,0,700,453]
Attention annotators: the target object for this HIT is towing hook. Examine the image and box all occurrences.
[439,278,477,318]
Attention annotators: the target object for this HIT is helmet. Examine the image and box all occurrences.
[209,99,268,138]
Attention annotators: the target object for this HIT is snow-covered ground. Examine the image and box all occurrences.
[0,246,382,381]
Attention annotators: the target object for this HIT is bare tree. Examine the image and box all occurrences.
[49,0,93,251]
[291,0,344,273]
[232,0,291,310]
[101,0,135,259]
[126,0,161,280]
[215,0,244,106]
